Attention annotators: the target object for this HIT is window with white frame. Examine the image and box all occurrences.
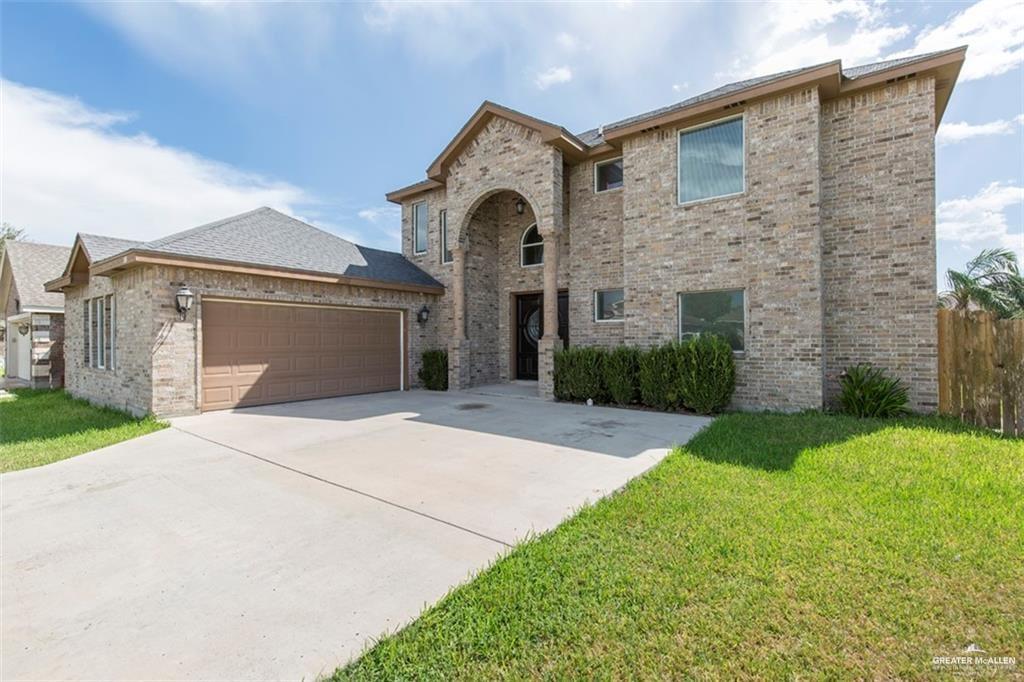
[440,209,453,264]
[594,158,623,193]
[412,201,428,254]
[84,295,116,369]
[520,224,543,267]
[678,289,745,351]
[594,288,624,321]
[678,116,744,204]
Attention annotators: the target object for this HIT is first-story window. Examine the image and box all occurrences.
[440,209,453,264]
[84,295,116,370]
[412,201,428,255]
[594,288,624,322]
[678,288,745,351]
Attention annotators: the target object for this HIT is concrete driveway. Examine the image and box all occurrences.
[3,388,709,680]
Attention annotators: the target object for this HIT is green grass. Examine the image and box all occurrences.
[0,389,166,473]
[335,412,1023,680]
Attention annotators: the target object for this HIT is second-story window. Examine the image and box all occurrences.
[440,209,452,264]
[413,201,428,254]
[678,115,744,204]
[521,224,543,267]
[594,158,623,193]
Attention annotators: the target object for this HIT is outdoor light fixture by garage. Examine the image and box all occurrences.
[175,286,195,321]
[514,197,526,215]
[18,323,30,336]
[417,305,430,325]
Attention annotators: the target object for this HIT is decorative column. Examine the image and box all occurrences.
[447,243,471,390]
[537,225,560,400]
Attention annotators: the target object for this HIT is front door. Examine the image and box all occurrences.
[515,292,568,380]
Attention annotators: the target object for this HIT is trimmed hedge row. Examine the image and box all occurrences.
[554,335,735,415]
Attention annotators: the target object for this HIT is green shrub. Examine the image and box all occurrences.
[838,364,909,417]
[418,350,448,391]
[677,334,736,414]
[554,347,607,402]
[605,346,641,406]
[638,343,684,411]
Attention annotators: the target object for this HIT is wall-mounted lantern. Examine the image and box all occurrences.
[18,323,30,336]
[514,198,526,215]
[175,286,195,321]
[417,305,430,325]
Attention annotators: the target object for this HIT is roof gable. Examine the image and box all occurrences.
[426,101,588,181]
[1,241,71,310]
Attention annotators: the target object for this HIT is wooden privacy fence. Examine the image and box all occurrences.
[938,309,1024,436]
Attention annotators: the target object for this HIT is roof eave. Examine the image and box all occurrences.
[90,250,445,296]
[838,46,967,127]
[385,179,444,204]
[602,61,842,142]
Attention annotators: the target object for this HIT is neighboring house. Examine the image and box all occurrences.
[45,209,442,416]
[387,47,966,412]
[46,47,965,417]
[1,241,72,388]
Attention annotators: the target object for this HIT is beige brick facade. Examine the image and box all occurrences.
[59,62,949,416]
[399,79,941,412]
[66,265,440,416]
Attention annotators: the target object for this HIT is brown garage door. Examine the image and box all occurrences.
[201,300,403,411]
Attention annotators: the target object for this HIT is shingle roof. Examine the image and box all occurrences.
[94,207,441,289]
[79,234,144,262]
[2,241,72,309]
[574,49,958,147]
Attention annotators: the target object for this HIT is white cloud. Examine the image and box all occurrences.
[891,0,1024,81]
[937,115,1024,145]
[0,79,311,246]
[722,1,909,78]
[358,205,401,223]
[672,82,689,93]
[535,66,573,90]
[555,32,580,51]
[937,182,1024,254]
[79,2,334,84]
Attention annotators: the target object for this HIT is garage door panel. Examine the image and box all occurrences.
[202,300,402,411]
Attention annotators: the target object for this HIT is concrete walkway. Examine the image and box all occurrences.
[3,389,709,680]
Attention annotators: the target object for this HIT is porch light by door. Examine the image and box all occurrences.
[175,286,195,321]
[417,305,430,324]
[514,198,526,215]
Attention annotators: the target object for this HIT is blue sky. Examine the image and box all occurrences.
[1,0,1021,288]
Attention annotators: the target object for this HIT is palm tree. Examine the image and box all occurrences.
[939,248,1023,318]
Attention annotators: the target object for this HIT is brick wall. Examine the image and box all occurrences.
[65,265,441,416]
[623,88,825,410]
[820,77,938,411]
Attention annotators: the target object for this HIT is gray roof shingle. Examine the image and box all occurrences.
[93,208,441,289]
[2,241,72,309]
[574,49,958,147]
[79,234,145,262]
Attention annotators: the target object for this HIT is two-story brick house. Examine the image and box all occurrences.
[388,47,965,411]
[46,48,964,417]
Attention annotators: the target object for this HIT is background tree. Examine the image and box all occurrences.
[939,248,1023,319]
[0,222,27,259]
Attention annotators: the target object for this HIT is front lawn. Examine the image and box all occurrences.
[336,412,1023,679]
[0,389,166,473]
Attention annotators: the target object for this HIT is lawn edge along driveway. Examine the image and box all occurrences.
[0,389,166,473]
[333,412,1023,680]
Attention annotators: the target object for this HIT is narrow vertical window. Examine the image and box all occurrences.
[103,296,113,371]
[110,296,116,370]
[96,297,105,369]
[83,301,91,367]
[440,209,453,264]
[413,201,428,255]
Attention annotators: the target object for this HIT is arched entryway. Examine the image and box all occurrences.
[447,188,567,395]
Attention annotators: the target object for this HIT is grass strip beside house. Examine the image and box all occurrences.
[335,412,1023,680]
[0,389,166,473]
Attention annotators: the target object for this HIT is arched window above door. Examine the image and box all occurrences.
[521,224,543,267]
